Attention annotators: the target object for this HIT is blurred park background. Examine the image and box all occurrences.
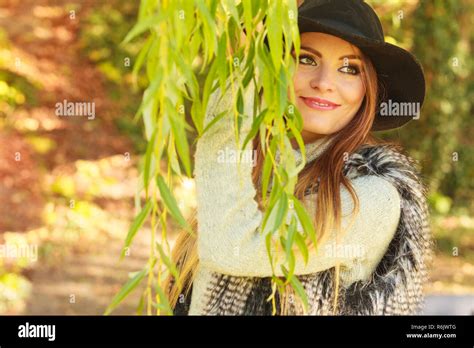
[0,0,472,315]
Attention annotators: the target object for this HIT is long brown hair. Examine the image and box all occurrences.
[164,47,386,315]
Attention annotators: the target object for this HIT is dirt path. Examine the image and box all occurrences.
[24,227,154,315]
[0,0,161,314]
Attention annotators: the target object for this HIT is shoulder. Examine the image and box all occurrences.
[341,175,401,226]
[339,144,415,234]
[344,143,427,197]
[348,143,422,178]
[337,174,401,278]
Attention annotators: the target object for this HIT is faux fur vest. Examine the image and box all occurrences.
[173,143,433,315]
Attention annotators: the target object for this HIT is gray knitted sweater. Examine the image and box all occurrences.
[174,81,432,315]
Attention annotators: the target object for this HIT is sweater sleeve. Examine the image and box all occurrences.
[194,82,401,278]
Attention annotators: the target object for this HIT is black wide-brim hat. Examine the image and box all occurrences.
[296,0,426,131]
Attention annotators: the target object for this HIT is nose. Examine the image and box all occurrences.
[309,64,335,92]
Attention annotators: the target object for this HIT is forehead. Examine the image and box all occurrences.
[300,32,361,55]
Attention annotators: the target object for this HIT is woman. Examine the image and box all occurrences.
[165,0,433,315]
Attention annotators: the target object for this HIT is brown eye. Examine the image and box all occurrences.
[299,54,317,66]
[338,65,360,75]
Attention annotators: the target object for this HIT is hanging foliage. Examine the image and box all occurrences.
[105,0,318,315]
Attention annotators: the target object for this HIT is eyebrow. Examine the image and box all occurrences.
[299,45,361,60]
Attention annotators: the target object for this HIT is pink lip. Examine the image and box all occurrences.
[300,97,341,111]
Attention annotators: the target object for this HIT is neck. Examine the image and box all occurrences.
[288,134,335,167]
[290,131,327,150]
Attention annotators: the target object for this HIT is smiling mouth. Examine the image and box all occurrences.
[300,97,341,111]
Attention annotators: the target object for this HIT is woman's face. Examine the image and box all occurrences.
[290,32,366,144]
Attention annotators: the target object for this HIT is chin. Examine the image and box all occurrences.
[306,128,333,136]
[303,119,335,135]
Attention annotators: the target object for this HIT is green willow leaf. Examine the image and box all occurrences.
[121,200,152,260]
[222,0,240,24]
[286,215,297,257]
[166,100,192,177]
[138,0,154,21]
[252,0,264,19]
[142,90,156,141]
[155,116,170,166]
[265,230,276,275]
[195,0,218,65]
[287,101,304,131]
[262,190,287,235]
[261,135,277,205]
[241,108,266,152]
[122,13,165,44]
[136,292,146,315]
[267,0,282,73]
[145,35,161,80]
[134,71,162,122]
[156,175,190,232]
[242,58,255,88]
[283,215,298,279]
[190,96,204,136]
[167,138,182,177]
[281,266,310,314]
[216,33,228,94]
[286,118,306,171]
[261,68,275,112]
[143,129,156,193]
[286,249,296,281]
[170,50,199,100]
[201,58,220,134]
[261,197,276,235]
[290,275,309,314]
[294,229,309,265]
[201,110,227,137]
[292,197,317,247]
[155,242,180,289]
[132,34,153,85]
[273,194,289,233]
[277,66,288,116]
[237,87,244,117]
[181,0,196,36]
[256,33,275,74]
[104,268,148,315]
[242,0,254,38]
[153,281,173,315]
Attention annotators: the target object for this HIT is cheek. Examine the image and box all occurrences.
[289,70,306,96]
[329,77,365,131]
[337,77,365,108]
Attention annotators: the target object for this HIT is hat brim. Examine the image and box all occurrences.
[297,17,426,132]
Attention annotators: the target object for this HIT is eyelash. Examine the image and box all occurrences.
[297,54,361,75]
